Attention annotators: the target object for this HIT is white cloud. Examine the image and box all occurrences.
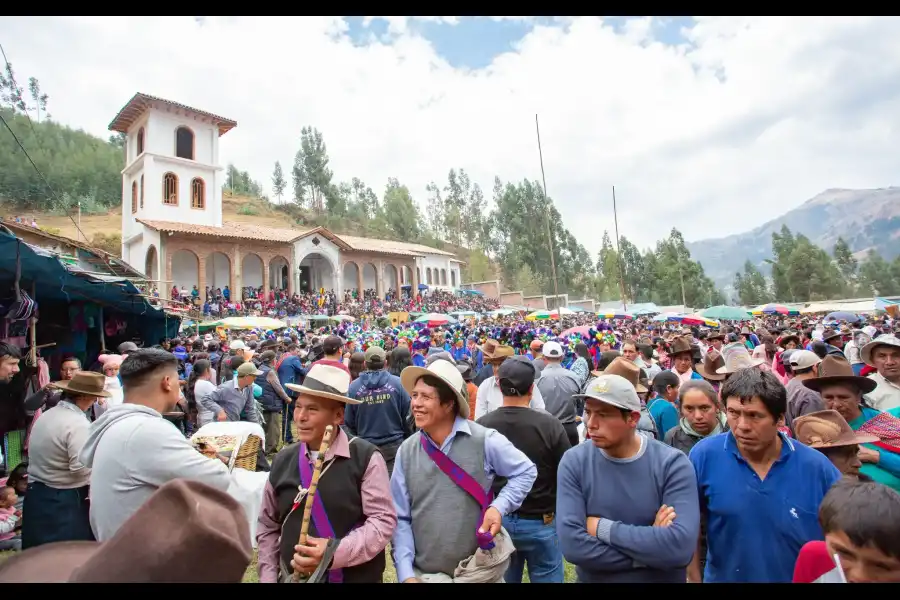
[2,15,900,257]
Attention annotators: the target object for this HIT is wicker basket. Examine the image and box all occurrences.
[232,434,261,471]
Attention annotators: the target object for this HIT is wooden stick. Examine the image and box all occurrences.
[292,424,335,582]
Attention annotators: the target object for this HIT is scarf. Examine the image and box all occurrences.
[679,411,727,439]
[858,411,900,454]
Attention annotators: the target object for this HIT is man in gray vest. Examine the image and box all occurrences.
[391,359,537,583]
[537,341,582,447]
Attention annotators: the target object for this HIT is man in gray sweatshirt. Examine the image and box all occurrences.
[199,361,262,425]
[557,374,700,583]
[80,349,232,542]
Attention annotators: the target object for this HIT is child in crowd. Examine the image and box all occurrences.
[1,464,26,511]
[794,479,900,583]
[0,486,22,551]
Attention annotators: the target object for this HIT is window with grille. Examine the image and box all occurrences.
[131,181,138,213]
[175,127,194,160]
[191,178,205,209]
[137,127,145,155]
[163,173,178,205]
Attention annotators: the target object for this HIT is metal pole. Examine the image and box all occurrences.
[535,114,561,313]
[611,186,627,312]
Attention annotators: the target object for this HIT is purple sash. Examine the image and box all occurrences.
[419,434,496,550]
[298,443,344,583]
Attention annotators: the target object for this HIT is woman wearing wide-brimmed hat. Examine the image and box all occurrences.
[802,355,900,493]
[22,372,111,549]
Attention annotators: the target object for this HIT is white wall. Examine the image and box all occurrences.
[206,252,231,289]
[242,254,263,288]
[342,262,359,291]
[145,110,217,165]
[171,250,199,291]
[415,254,455,290]
[300,255,335,292]
[270,257,289,289]
[362,263,377,290]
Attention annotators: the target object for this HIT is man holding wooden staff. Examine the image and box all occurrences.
[256,363,397,583]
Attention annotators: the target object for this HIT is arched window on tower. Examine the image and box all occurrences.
[175,126,194,160]
[131,181,137,213]
[140,174,144,208]
[137,127,145,155]
[191,178,205,209]
[163,173,178,206]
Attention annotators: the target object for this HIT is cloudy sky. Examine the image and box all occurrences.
[2,16,899,254]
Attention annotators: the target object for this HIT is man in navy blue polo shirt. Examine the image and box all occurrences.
[689,368,840,583]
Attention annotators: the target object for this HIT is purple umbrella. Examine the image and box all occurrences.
[824,311,861,323]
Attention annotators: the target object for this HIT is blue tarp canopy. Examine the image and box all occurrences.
[401,284,429,290]
[0,228,179,341]
[459,289,484,296]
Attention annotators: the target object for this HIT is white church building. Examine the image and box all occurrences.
[109,93,463,300]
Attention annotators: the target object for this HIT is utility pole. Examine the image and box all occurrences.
[535,114,561,313]
[678,259,687,307]
[611,186,627,312]
[77,200,82,241]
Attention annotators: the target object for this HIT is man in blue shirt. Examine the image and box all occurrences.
[689,368,841,583]
[276,344,306,444]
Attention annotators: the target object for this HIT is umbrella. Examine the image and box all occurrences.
[597,311,634,320]
[824,311,861,323]
[330,315,355,322]
[652,312,682,322]
[561,325,593,338]
[414,313,457,326]
[702,305,751,321]
[681,313,720,327]
[751,303,800,316]
[525,309,573,321]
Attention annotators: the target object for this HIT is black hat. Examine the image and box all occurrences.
[497,356,536,397]
[323,336,343,355]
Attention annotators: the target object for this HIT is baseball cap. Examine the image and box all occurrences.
[364,346,386,366]
[576,374,641,413]
[323,336,343,355]
[542,341,564,359]
[789,350,822,370]
[529,339,544,352]
[781,349,796,367]
[497,356,536,396]
[236,362,263,378]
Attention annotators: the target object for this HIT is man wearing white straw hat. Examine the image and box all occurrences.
[860,334,900,412]
[391,359,536,583]
[256,363,396,583]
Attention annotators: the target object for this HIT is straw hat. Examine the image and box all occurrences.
[695,349,726,381]
[50,372,111,398]
[860,334,900,368]
[715,342,765,374]
[285,363,361,404]
[793,410,879,449]
[400,359,470,419]
[801,355,877,395]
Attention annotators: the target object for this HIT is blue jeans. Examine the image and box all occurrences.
[502,514,564,583]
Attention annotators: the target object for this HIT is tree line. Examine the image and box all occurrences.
[733,225,900,304]
[273,125,723,304]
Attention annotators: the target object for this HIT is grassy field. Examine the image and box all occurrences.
[4,546,577,582]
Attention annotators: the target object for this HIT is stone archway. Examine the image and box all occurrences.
[171,249,199,294]
[298,252,337,294]
[342,261,360,294]
[269,255,290,290]
[385,264,399,294]
[206,252,231,291]
[362,263,378,296]
[145,245,158,281]
[242,253,264,297]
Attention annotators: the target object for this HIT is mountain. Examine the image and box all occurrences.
[687,187,900,291]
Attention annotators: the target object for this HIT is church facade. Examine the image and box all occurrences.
[110,93,463,300]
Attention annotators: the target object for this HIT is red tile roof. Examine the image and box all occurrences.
[109,93,237,136]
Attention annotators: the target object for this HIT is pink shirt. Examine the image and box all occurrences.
[256,428,396,583]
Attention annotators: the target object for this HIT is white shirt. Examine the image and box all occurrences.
[28,401,92,489]
[868,372,900,412]
[473,376,546,420]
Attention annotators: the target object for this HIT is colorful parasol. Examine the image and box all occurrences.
[596,311,634,320]
[414,313,458,326]
[751,304,800,316]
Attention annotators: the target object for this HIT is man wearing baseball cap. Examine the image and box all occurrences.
[785,350,825,430]
[557,374,699,582]
[473,339,546,420]
[477,357,571,583]
[345,346,412,475]
[537,341,582,447]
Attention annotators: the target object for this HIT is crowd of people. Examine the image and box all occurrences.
[1,301,899,583]
[147,284,501,322]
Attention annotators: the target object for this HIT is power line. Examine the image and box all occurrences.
[0,42,89,241]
